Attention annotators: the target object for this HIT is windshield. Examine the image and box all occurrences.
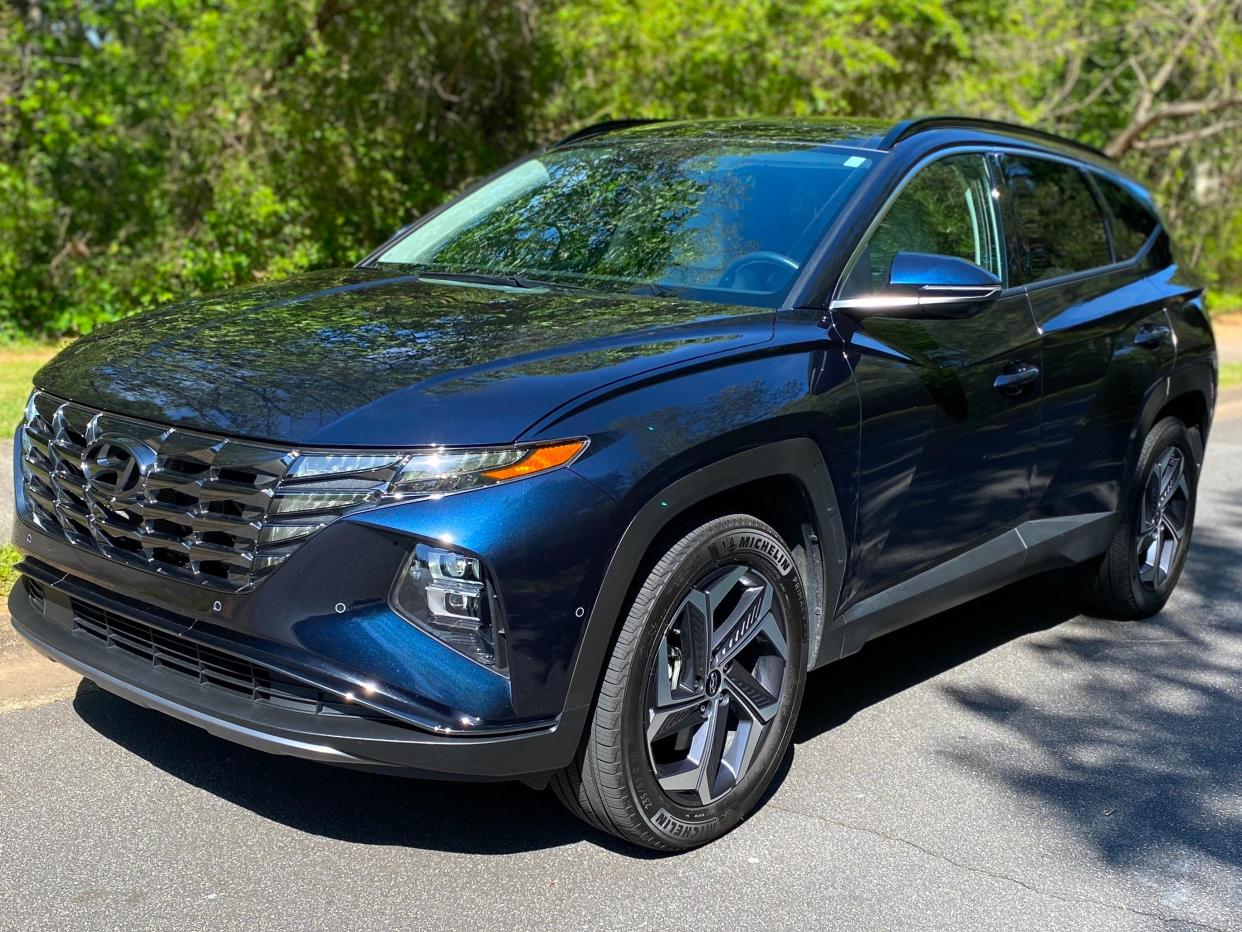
[374,139,875,308]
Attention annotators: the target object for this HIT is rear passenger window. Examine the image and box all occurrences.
[1002,155,1111,284]
[1094,175,1158,260]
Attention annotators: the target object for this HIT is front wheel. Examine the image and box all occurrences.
[553,514,808,850]
[1084,416,1198,619]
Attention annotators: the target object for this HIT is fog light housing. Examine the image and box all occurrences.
[391,543,506,671]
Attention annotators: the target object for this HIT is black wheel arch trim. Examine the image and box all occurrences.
[560,438,850,730]
[1129,360,1214,491]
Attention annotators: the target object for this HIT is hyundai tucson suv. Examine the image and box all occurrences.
[9,117,1216,850]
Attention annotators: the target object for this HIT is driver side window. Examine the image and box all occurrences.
[840,154,1004,298]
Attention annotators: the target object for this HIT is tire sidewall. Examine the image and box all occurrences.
[619,520,808,849]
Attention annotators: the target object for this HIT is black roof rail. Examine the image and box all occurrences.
[880,116,1109,160]
[553,118,665,147]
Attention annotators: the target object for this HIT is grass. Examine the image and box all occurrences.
[1221,362,1242,389]
[0,545,18,598]
[2,344,62,596]
[0,343,63,431]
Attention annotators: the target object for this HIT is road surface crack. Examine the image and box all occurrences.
[765,802,1231,932]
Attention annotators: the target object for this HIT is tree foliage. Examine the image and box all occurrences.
[1,0,1240,338]
[0,0,556,336]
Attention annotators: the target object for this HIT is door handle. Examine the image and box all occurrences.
[1134,324,1171,348]
[993,362,1040,396]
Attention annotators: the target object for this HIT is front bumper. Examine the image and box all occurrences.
[9,419,621,778]
[8,569,587,781]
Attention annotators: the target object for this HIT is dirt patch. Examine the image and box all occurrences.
[1212,314,1242,364]
[0,609,81,712]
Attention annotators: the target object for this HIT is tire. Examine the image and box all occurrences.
[553,514,808,850]
[1084,416,1198,619]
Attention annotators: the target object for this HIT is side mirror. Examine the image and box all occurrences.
[832,251,1002,319]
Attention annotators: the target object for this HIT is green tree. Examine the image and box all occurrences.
[938,0,1242,284]
[0,0,557,337]
[547,0,1001,122]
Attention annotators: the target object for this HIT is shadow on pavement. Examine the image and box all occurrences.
[933,522,1242,870]
[794,572,1081,743]
[73,679,632,855]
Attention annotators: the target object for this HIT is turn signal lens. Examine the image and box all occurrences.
[386,439,586,498]
[481,440,587,481]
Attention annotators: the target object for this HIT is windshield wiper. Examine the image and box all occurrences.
[412,269,592,293]
[629,282,682,299]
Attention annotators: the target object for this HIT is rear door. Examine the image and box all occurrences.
[998,154,1175,518]
[835,152,1043,604]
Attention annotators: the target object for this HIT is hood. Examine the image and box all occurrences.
[34,268,774,446]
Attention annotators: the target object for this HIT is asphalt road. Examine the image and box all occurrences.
[1,421,1239,932]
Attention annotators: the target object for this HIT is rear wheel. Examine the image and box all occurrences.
[553,514,807,850]
[1084,416,1197,619]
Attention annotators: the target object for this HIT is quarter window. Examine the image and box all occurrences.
[839,153,1004,298]
[1001,155,1111,284]
[1095,175,1159,261]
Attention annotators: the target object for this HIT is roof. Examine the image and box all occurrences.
[554,115,1112,164]
[556,118,895,150]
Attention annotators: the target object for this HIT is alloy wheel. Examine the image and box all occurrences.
[644,564,789,807]
[1136,445,1190,591]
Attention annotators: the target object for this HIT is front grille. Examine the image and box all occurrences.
[70,598,392,721]
[18,391,403,591]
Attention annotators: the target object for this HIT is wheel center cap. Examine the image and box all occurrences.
[705,669,722,697]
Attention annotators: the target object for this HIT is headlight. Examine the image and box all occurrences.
[273,438,588,516]
[391,542,505,670]
[388,439,588,495]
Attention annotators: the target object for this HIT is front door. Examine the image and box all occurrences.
[833,152,1043,605]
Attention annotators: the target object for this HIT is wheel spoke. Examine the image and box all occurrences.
[657,589,710,707]
[1136,524,1158,558]
[681,588,712,692]
[723,712,765,791]
[711,579,771,667]
[1161,513,1184,543]
[1158,449,1184,507]
[724,661,780,724]
[1156,526,1177,587]
[695,700,729,804]
[654,699,725,805]
[757,612,788,662]
[704,565,748,613]
[1142,475,1160,527]
[647,695,707,745]
[656,757,703,796]
[1138,523,1163,585]
[715,609,789,669]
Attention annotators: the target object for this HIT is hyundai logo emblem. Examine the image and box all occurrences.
[81,437,155,502]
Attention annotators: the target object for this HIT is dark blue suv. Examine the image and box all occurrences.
[9,117,1217,849]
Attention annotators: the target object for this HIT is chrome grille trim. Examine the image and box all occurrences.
[18,391,404,591]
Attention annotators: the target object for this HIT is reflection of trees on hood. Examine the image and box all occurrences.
[35,268,762,438]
